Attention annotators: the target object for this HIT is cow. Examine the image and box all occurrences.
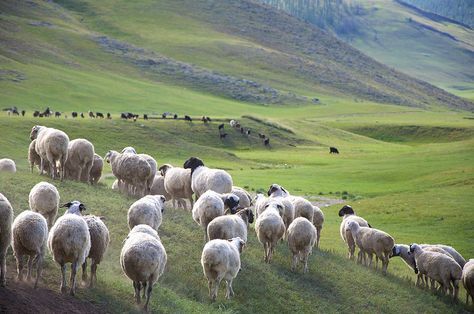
[329,147,339,154]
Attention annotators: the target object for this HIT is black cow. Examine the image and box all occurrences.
[264,138,270,146]
[107,113,111,119]
[21,110,25,117]
[258,133,266,139]
[184,115,192,121]
[173,114,178,119]
[72,112,78,118]
[88,111,95,118]
[55,111,61,118]
[80,112,85,118]
[96,112,104,118]
[33,110,40,117]
[143,114,148,120]
[329,147,339,154]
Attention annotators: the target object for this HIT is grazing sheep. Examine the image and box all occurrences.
[21,110,26,116]
[138,153,158,194]
[86,153,103,185]
[128,195,166,231]
[0,158,16,173]
[0,193,13,286]
[64,138,95,183]
[231,186,252,209]
[338,205,370,260]
[82,215,110,288]
[201,237,245,301]
[463,259,474,305]
[143,114,148,120]
[120,224,167,311]
[30,125,69,180]
[48,201,91,295]
[159,164,194,210]
[55,111,61,118]
[192,190,239,242]
[287,217,317,273]
[29,181,60,228]
[229,120,238,128]
[183,157,233,199]
[104,150,151,197]
[432,244,466,268]
[346,221,394,274]
[409,244,462,299]
[12,210,48,288]
[255,202,285,263]
[207,208,254,243]
[312,206,324,249]
[267,184,295,236]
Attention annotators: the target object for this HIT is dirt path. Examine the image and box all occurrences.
[309,196,345,208]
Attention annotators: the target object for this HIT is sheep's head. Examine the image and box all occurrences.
[129,224,160,241]
[409,243,420,254]
[29,125,43,140]
[158,164,173,177]
[183,157,204,173]
[338,205,355,217]
[153,195,166,213]
[267,184,288,197]
[224,194,240,214]
[229,237,245,254]
[391,244,417,270]
[265,201,284,216]
[61,200,86,216]
[346,220,359,233]
[121,146,136,154]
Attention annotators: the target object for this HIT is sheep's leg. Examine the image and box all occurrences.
[39,157,45,175]
[16,254,24,282]
[172,198,176,209]
[212,276,223,301]
[34,253,43,289]
[142,281,147,299]
[375,256,379,270]
[225,279,234,299]
[69,261,78,296]
[291,253,297,271]
[263,243,268,262]
[82,260,88,282]
[189,197,194,211]
[60,263,67,293]
[26,255,34,281]
[60,154,67,181]
[316,227,321,249]
[302,252,309,273]
[453,280,459,300]
[144,280,153,311]
[133,281,141,304]
[381,255,388,275]
[90,262,97,288]
[207,279,213,299]
[367,253,373,268]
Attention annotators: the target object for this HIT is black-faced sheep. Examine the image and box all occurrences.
[338,205,370,260]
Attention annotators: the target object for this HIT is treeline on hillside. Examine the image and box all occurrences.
[255,0,365,36]
[398,0,473,28]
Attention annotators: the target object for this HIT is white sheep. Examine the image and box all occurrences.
[82,215,110,288]
[463,259,474,305]
[159,164,194,210]
[267,184,294,236]
[346,221,394,274]
[64,138,95,183]
[30,125,69,180]
[201,237,245,301]
[0,193,13,286]
[28,139,50,173]
[192,190,239,242]
[11,210,48,288]
[128,195,166,231]
[28,181,60,228]
[290,196,314,222]
[207,208,254,243]
[255,201,286,263]
[409,243,462,299]
[183,157,233,199]
[120,224,167,311]
[287,217,317,273]
[231,186,252,209]
[254,193,268,218]
[338,205,370,260]
[312,205,324,249]
[48,201,91,295]
[0,158,16,173]
[85,153,103,185]
[121,146,137,154]
[104,150,151,197]
[138,153,157,194]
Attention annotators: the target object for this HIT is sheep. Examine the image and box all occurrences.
[184,115,192,121]
[192,190,239,242]
[121,146,137,154]
[30,125,69,180]
[150,175,187,210]
[86,153,103,185]
[28,139,50,173]
[287,217,317,273]
[463,259,474,305]
[409,243,462,299]
[0,193,13,287]
[267,184,295,236]
[104,150,151,197]
[82,215,110,288]
[158,164,194,210]
[201,237,245,301]
[183,157,233,199]
[48,201,91,295]
[120,224,167,311]
[254,193,268,218]
[11,210,48,288]
[64,138,95,183]
[29,181,60,228]
[0,158,16,173]
[338,205,370,260]
[127,195,166,231]
[255,201,286,263]
[311,205,324,249]
[346,221,394,275]
[207,208,254,243]
[138,153,158,194]
[231,186,252,209]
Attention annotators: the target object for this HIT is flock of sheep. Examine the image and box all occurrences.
[0,123,473,312]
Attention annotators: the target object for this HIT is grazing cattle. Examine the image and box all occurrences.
[80,112,85,118]
[184,115,192,122]
[55,111,61,118]
[88,111,95,118]
[121,113,127,119]
[220,133,228,139]
[264,138,270,146]
[201,116,208,123]
[329,147,339,154]
[218,123,224,131]
[39,113,44,118]
[173,114,178,119]
[33,110,40,117]
[21,110,25,117]
[107,112,111,119]
[72,112,78,118]
[143,114,148,120]
[96,112,104,118]
[42,107,52,117]
[162,113,167,119]
[258,133,266,139]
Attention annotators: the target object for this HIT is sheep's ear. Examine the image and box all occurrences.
[281,186,287,194]
[60,202,72,208]
[277,204,283,211]
[79,203,86,212]
[160,195,166,203]
[368,223,372,228]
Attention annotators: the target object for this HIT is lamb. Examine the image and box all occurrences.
[86,153,103,185]
[0,193,13,286]
[312,206,324,249]
[183,157,233,199]
[48,201,91,295]
[409,243,462,299]
[128,195,166,231]
[28,181,60,228]
[287,217,317,273]
[81,215,110,288]
[104,150,151,197]
[28,139,50,173]
[64,138,95,183]
[120,224,167,311]
[231,186,252,209]
[207,208,254,243]
[192,190,239,242]
[11,210,48,288]
[346,221,394,274]
[138,153,157,194]
[267,184,295,235]
[338,205,370,260]
[463,259,474,305]
[201,237,245,301]
[255,201,286,263]
[30,125,69,180]
[0,158,16,173]
[159,164,194,210]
